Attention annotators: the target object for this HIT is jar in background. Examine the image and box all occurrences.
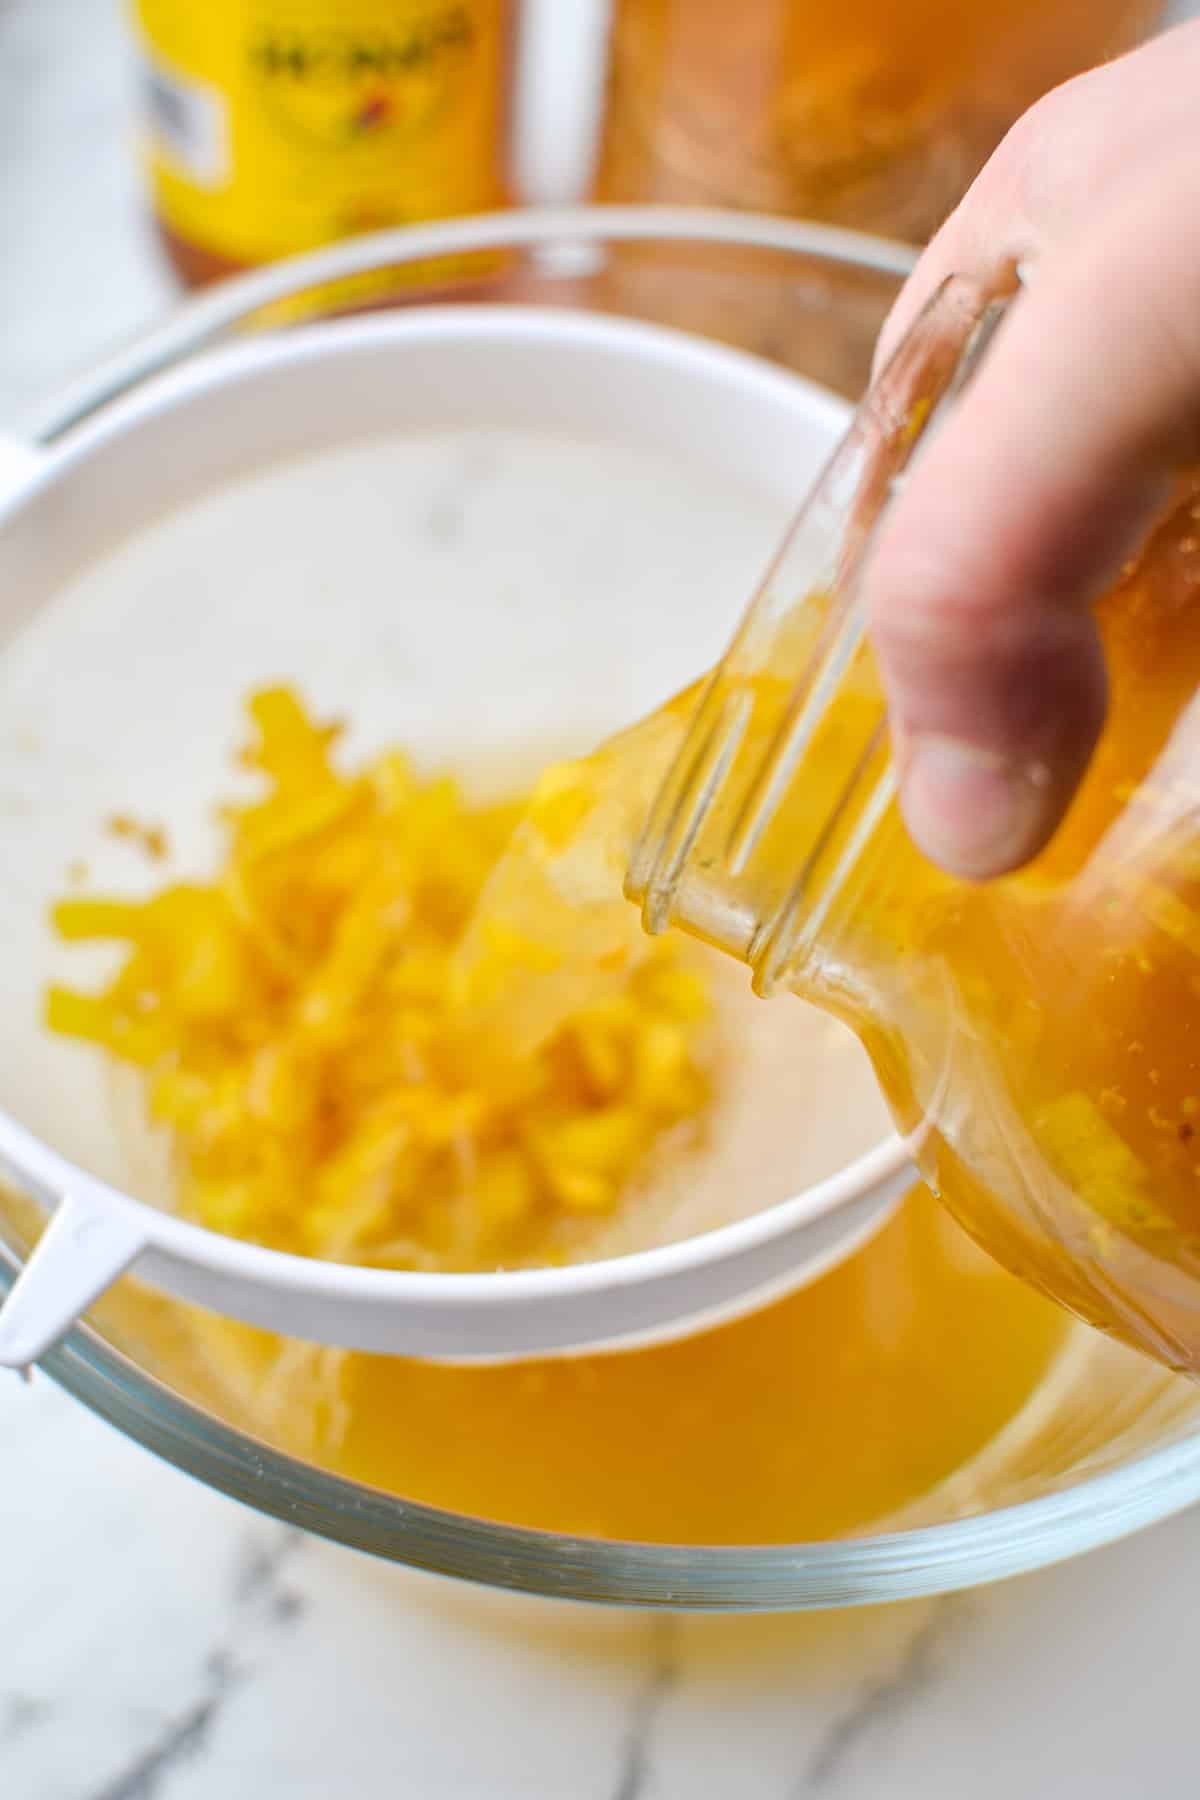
[594,0,1162,242]
[131,1,514,287]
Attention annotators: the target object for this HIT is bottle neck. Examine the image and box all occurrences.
[626,271,1008,996]
[625,593,895,1004]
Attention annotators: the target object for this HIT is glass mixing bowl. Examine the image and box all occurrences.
[3,209,1200,1609]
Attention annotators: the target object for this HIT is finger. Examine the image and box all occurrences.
[863,142,1200,880]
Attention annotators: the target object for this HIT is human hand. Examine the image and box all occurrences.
[864,21,1200,879]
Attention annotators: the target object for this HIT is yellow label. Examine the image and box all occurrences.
[132,0,509,268]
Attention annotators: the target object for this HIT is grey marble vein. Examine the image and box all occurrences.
[794,1597,974,1795]
[233,1525,308,1625]
[87,1653,241,1800]
[610,1613,681,1800]
[82,1528,309,1800]
[0,1690,53,1745]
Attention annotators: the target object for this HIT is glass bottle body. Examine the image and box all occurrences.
[629,280,1200,1373]
[824,502,1200,1372]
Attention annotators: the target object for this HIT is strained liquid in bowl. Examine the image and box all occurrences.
[197,1186,1072,1543]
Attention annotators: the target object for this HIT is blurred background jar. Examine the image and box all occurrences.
[131,0,514,286]
[125,3,1168,383]
[592,0,1163,242]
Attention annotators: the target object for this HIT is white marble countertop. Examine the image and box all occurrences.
[3,3,1200,1797]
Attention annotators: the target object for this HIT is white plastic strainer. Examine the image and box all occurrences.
[0,210,912,1366]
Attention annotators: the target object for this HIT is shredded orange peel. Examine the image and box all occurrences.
[46,687,712,1271]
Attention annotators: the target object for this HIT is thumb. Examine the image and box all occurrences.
[863,143,1200,881]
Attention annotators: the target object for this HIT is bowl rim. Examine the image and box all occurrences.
[8,203,1200,1607]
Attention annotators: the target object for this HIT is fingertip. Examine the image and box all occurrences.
[870,572,1109,878]
[899,736,1060,880]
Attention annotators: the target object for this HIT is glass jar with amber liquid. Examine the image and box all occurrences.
[595,0,1163,242]
[620,278,1200,1377]
[130,0,514,286]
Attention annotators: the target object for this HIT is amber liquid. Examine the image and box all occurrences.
[329,1187,1063,1542]
[596,0,1160,241]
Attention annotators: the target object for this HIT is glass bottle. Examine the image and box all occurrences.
[627,277,1200,1374]
[595,0,1163,243]
[130,0,514,287]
